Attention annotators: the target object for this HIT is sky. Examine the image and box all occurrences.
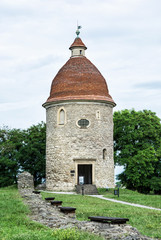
[1,0,161,178]
[1,0,161,130]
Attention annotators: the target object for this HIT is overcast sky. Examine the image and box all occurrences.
[0,0,161,131]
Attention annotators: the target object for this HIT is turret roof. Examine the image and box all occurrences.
[69,37,87,49]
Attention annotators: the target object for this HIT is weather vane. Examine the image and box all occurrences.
[76,23,82,38]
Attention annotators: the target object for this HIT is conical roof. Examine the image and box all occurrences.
[43,37,115,106]
[69,37,87,49]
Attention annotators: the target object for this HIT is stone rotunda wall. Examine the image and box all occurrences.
[46,101,115,191]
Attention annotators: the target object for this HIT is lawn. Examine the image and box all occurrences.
[0,186,104,240]
[41,191,161,239]
[0,186,161,239]
[98,188,161,209]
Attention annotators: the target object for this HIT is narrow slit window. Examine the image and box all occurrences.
[80,50,82,55]
[96,110,100,119]
[103,148,107,160]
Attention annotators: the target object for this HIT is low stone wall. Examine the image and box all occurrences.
[18,172,152,240]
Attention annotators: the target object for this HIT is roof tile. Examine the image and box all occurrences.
[45,56,115,106]
[69,37,87,49]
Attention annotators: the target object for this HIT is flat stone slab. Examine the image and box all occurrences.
[88,216,129,224]
[33,191,41,194]
[51,201,62,206]
[45,197,55,201]
[59,207,76,214]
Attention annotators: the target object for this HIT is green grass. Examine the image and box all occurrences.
[1,186,161,239]
[0,186,104,240]
[41,192,161,239]
[98,188,161,209]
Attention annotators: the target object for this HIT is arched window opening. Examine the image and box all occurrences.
[80,50,82,55]
[103,148,107,160]
[59,109,65,125]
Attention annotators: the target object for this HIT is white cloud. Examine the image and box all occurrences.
[0,0,161,129]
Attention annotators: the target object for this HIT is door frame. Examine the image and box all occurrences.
[73,159,96,185]
[78,164,92,184]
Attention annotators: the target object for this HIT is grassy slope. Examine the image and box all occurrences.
[0,187,103,240]
[41,192,161,239]
[98,188,161,209]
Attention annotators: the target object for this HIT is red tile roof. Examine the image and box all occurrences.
[69,37,87,49]
[45,56,116,106]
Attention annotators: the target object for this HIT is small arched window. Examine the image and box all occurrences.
[103,148,107,160]
[58,108,65,125]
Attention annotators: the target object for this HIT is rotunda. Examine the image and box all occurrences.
[43,29,116,191]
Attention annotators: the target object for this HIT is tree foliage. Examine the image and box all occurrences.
[19,122,46,185]
[0,127,23,187]
[0,122,46,187]
[114,109,161,193]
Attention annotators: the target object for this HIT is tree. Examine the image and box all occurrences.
[149,141,161,194]
[0,122,46,187]
[19,122,46,185]
[0,127,23,187]
[114,109,161,193]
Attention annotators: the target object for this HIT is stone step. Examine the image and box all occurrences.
[75,184,98,195]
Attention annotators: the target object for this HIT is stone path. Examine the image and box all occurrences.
[43,190,76,195]
[89,195,161,211]
[42,191,161,211]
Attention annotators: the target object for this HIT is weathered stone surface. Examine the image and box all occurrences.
[76,184,98,195]
[17,172,34,190]
[45,102,115,191]
[35,183,46,190]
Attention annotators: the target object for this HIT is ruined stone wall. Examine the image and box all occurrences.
[45,101,115,191]
[19,187,151,240]
[17,171,34,190]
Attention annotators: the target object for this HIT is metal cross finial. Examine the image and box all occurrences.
[76,24,82,38]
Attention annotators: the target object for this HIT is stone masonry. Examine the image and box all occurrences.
[17,171,34,190]
[45,101,115,191]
